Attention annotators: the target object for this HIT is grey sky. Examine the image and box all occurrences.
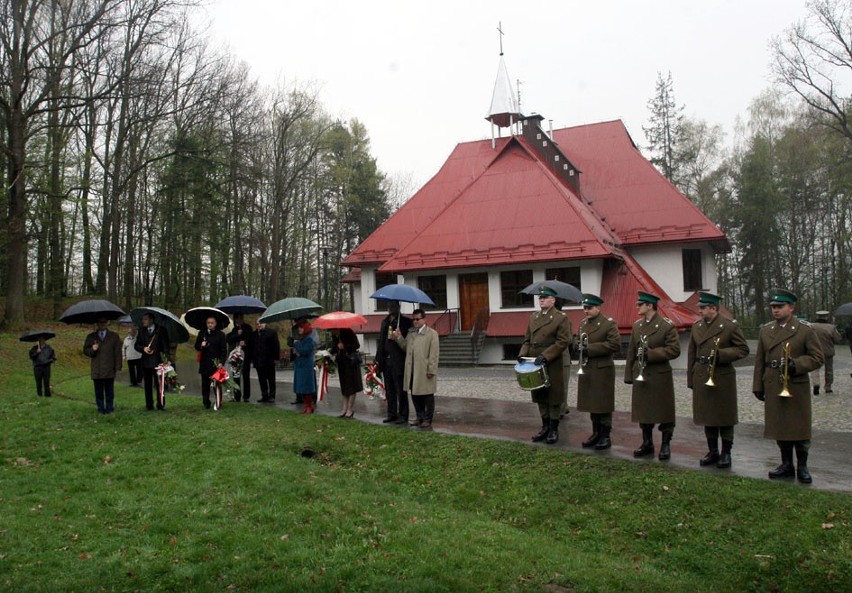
[208,0,810,188]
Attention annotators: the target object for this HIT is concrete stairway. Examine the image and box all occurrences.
[439,332,484,367]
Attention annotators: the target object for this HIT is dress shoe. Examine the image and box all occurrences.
[768,463,795,479]
[393,418,408,425]
[382,416,397,423]
[699,452,720,466]
[797,466,813,484]
[419,421,432,430]
[409,419,423,427]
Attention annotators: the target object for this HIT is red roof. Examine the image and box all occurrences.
[553,121,729,250]
[378,139,617,272]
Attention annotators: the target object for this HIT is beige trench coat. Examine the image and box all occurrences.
[687,314,749,427]
[576,314,621,414]
[624,313,680,424]
[397,325,439,396]
[753,319,824,440]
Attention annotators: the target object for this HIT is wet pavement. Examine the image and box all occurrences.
[178,345,852,494]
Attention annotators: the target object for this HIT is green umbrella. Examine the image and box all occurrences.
[258,297,322,323]
[129,306,190,344]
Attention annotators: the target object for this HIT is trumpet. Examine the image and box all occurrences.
[779,341,792,397]
[635,335,648,382]
[576,332,589,375]
[705,337,721,387]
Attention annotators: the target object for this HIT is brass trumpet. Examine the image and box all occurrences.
[705,337,721,387]
[635,335,648,382]
[576,332,589,375]
[779,341,792,397]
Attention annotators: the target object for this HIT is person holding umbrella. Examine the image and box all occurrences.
[195,316,228,410]
[376,300,413,424]
[25,332,56,397]
[135,313,171,410]
[330,327,363,418]
[253,321,281,403]
[227,313,254,402]
[84,317,123,414]
[291,318,318,414]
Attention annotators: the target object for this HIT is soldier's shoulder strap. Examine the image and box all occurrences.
[663,317,674,325]
[606,317,615,322]
[799,319,811,326]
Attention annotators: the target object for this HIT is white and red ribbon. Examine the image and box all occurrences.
[317,361,330,402]
[155,362,173,408]
[210,367,229,411]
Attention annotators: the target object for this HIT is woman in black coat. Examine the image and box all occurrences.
[331,328,363,418]
[195,316,227,409]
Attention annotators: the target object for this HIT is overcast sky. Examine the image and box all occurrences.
[206,0,810,189]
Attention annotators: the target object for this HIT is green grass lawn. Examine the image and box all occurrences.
[1,328,850,592]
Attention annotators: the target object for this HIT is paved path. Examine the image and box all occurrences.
[183,346,852,493]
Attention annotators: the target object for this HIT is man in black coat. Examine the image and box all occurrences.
[227,313,254,402]
[253,321,281,403]
[195,316,227,409]
[135,313,171,411]
[376,300,413,424]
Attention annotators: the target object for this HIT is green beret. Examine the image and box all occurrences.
[698,292,721,306]
[581,293,603,306]
[769,289,797,305]
[637,291,660,305]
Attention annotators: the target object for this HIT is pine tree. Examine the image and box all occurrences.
[643,71,685,182]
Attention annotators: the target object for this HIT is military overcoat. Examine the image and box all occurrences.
[624,312,680,424]
[687,314,749,426]
[519,308,571,406]
[576,314,621,414]
[752,319,824,440]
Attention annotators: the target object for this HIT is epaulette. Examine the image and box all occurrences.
[799,319,811,326]
[607,317,614,322]
[663,317,674,325]
[762,321,774,327]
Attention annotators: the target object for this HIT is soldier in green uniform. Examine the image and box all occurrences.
[753,289,824,484]
[576,294,621,450]
[687,292,750,468]
[624,291,681,460]
[519,287,571,444]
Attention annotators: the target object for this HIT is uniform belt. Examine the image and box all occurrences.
[697,356,712,364]
[531,341,554,348]
[764,360,785,368]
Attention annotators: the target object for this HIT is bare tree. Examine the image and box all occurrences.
[773,0,852,142]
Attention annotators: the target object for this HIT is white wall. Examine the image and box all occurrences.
[629,243,717,302]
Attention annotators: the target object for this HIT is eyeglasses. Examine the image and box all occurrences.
[412,317,424,322]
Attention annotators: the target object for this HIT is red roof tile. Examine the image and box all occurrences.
[553,121,729,250]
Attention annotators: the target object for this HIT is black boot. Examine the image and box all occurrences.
[545,419,559,444]
[582,417,600,448]
[796,449,812,484]
[633,426,654,457]
[700,437,720,466]
[768,444,795,479]
[594,425,612,450]
[658,431,673,461]
[531,417,549,442]
[717,440,733,468]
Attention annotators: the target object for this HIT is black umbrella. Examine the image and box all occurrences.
[834,302,852,316]
[59,300,126,325]
[184,306,230,330]
[520,280,583,303]
[129,306,190,344]
[20,330,56,342]
[214,295,267,315]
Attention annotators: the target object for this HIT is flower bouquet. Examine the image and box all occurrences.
[226,346,244,380]
[364,361,385,400]
[209,366,231,411]
[315,349,336,402]
[155,354,184,409]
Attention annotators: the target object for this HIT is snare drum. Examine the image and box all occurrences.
[514,357,550,391]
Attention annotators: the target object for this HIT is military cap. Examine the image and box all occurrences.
[581,293,604,306]
[698,292,722,306]
[637,291,660,305]
[769,289,797,305]
[815,310,829,317]
[539,287,558,297]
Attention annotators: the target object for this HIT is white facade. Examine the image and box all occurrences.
[629,243,717,303]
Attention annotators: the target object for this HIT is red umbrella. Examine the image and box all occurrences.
[311,311,368,330]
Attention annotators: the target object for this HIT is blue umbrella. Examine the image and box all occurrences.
[129,306,190,344]
[214,295,267,315]
[370,284,435,306]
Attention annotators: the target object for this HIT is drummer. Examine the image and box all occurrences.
[518,287,571,444]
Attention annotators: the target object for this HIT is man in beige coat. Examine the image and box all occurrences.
[753,289,824,484]
[394,309,439,429]
[808,311,842,395]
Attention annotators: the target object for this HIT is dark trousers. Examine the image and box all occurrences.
[34,365,51,397]
[127,359,141,386]
[234,361,252,401]
[412,394,435,422]
[142,367,162,410]
[94,378,115,414]
[200,375,212,408]
[256,365,276,400]
[385,359,408,420]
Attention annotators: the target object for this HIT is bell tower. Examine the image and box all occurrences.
[486,23,523,146]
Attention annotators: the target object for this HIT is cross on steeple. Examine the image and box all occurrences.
[497,21,504,56]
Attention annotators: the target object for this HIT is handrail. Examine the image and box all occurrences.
[470,307,490,363]
[431,307,460,334]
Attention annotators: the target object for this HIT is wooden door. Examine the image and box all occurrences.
[459,273,489,331]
